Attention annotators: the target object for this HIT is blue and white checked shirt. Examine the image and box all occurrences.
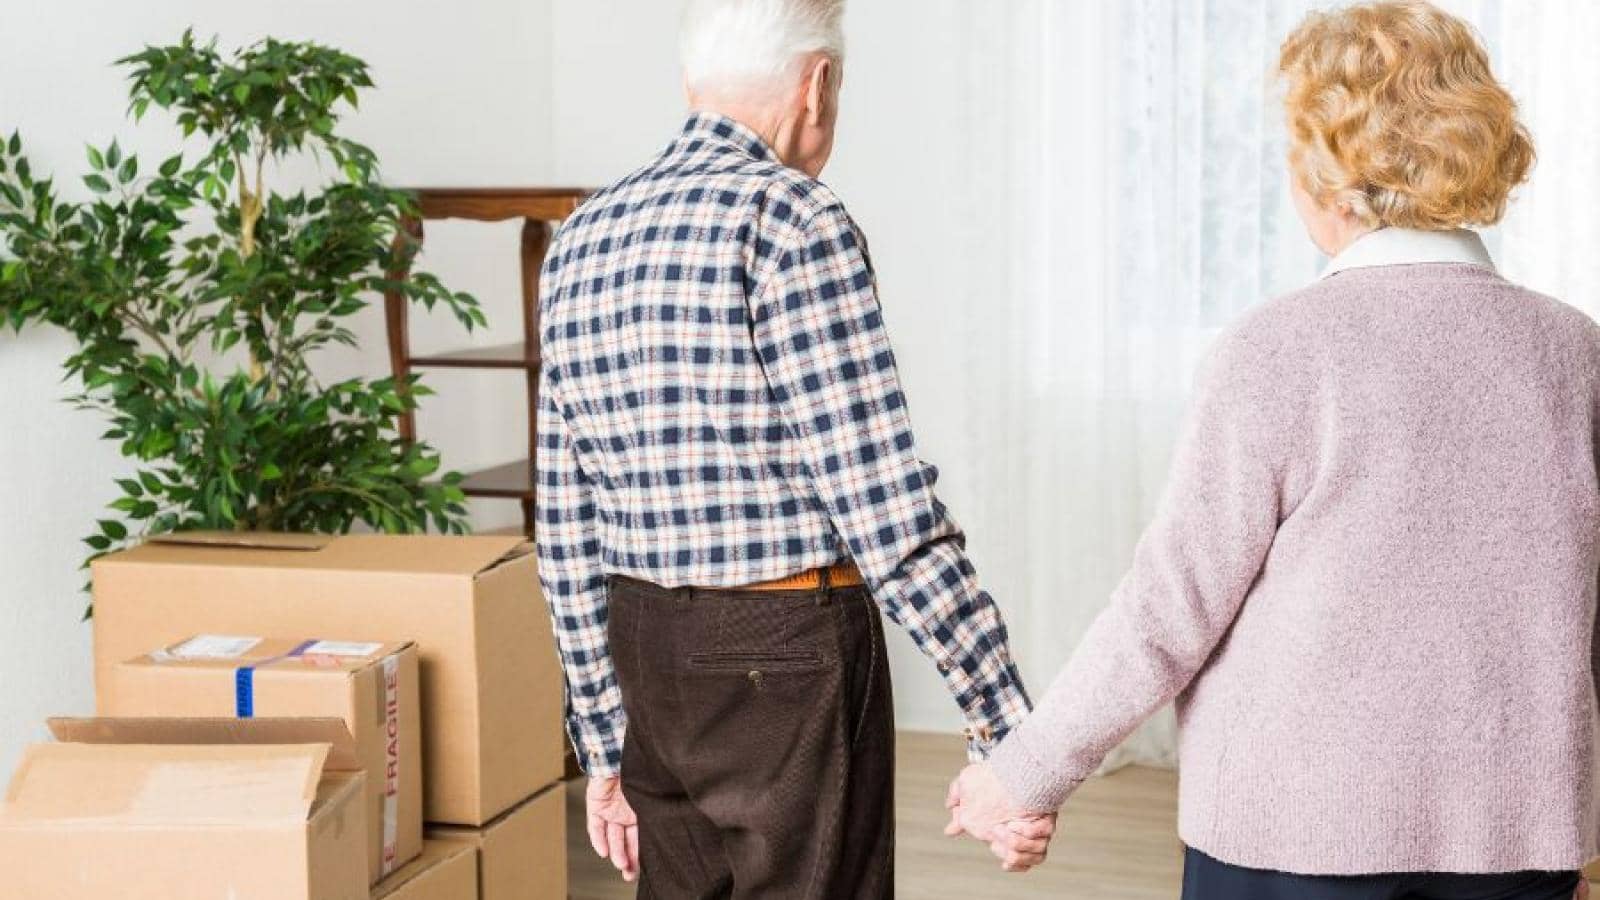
[535,113,1030,778]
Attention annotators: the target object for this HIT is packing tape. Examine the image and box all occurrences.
[380,651,401,877]
[233,640,319,719]
[234,667,255,718]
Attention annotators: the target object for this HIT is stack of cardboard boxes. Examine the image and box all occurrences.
[0,532,569,900]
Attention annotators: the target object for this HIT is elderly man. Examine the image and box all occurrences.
[534,0,1042,894]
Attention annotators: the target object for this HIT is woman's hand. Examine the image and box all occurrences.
[944,762,1057,872]
[585,776,640,882]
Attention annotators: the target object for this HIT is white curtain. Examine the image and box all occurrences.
[1460,0,1600,308]
[910,0,1600,770]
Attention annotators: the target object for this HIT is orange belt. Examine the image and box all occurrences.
[734,562,865,592]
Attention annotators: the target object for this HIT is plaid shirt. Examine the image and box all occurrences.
[535,113,1030,778]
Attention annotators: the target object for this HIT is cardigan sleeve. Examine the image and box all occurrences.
[987,328,1291,812]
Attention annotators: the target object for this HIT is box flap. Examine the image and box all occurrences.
[3,741,327,825]
[104,533,530,577]
[148,530,331,551]
[126,635,414,673]
[47,717,360,772]
[323,535,531,576]
[492,540,535,567]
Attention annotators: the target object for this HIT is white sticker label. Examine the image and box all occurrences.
[168,635,262,660]
[302,640,384,658]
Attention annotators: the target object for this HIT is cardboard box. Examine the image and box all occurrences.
[102,635,423,883]
[91,532,565,826]
[0,717,368,900]
[373,840,478,900]
[428,784,567,900]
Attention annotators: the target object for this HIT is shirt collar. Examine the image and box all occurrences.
[1320,227,1495,279]
[675,112,780,164]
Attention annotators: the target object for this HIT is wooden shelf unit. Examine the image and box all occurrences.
[383,187,589,535]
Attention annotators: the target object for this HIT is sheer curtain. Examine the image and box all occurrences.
[936,0,1600,769]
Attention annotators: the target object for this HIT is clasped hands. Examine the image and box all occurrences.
[944,762,1057,873]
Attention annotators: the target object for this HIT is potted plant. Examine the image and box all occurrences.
[0,32,482,592]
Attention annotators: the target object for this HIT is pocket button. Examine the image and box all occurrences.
[748,669,765,690]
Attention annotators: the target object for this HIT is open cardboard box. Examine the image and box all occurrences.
[91,532,566,826]
[103,635,422,883]
[0,717,369,900]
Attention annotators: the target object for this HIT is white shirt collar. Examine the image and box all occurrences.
[1320,227,1495,279]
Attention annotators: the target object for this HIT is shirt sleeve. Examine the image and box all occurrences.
[749,203,1031,757]
[534,364,626,778]
[987,330,1286,811]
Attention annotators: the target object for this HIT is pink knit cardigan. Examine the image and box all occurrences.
[991,262,1600,875]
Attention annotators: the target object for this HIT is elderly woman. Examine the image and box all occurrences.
[949,2,1595,897]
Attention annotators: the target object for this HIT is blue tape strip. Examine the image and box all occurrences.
[232,640,321,719]
[235,666,255,718]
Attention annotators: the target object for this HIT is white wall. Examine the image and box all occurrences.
[0,0,558,776]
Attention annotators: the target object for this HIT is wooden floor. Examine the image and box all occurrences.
[567,730,1184,899]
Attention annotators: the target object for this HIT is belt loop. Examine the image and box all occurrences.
[819,564,832,592]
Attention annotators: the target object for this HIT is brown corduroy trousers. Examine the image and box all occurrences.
[608,575,896,899]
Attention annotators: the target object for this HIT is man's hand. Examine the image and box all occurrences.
[585,776,639,882]
[944,762,1056,872]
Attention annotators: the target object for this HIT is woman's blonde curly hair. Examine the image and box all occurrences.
[1278,0,1534,230]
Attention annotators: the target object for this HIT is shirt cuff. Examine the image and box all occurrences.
[579,744,622,779]
[961,721,1003,761]
[952,658,1032,761]
[567,712,625,779]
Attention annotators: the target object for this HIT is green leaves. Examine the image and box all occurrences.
[1,34,482,610]
[120,33,375,167]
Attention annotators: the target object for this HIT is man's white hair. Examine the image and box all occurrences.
[680,0,846,94]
